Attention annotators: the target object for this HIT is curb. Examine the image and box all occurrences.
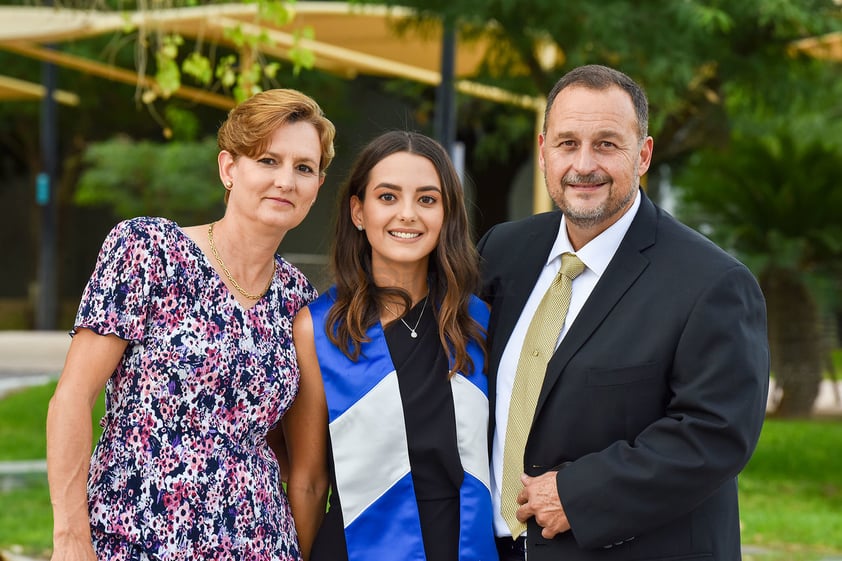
[0,461,47,475]
[0,550,49,561]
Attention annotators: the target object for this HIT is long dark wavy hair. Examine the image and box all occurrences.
[326,130,485,376]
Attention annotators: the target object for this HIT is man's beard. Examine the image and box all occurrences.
[550,173,637,229]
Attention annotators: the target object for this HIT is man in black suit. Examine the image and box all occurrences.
[478,64,769,560]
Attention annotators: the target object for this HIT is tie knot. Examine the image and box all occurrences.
[560,253,585,280]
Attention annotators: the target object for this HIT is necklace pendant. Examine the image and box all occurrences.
[385,294,427,341]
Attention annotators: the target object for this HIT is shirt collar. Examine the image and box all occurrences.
[546,189,642,276]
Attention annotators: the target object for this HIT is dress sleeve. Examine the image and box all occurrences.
[283,258,318,311]
[74,218,162,342]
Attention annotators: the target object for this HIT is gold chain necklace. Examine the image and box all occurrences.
[383,295,428,339]
[207,221,276,301]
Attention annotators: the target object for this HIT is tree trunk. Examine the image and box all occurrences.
[760,267,824,417]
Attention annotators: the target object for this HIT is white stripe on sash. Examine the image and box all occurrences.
[451,374,491,490]
[329,370,411,526]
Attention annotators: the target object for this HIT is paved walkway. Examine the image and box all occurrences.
[0,330,70,396]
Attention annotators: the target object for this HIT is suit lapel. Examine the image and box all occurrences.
[488,213,562,373]
[534,193,659,416]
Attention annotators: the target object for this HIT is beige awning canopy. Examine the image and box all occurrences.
[0,2,544,112]
[788,0,842,61]
[0,2,552,209]
[0,74,79,105]
[789,31,842,61]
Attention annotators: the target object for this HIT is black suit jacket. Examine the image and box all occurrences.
[478,192,769,560]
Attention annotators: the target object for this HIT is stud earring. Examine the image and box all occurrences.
[356,224,364,231]
[225,181,233,189]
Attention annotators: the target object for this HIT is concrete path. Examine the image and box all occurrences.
[0,331,70,385]
[0,330,69,396]
[0,331,70,373]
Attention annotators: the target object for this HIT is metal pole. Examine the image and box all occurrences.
[434,17,457,158]
[35,42,59,330]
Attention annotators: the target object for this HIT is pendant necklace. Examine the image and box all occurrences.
[384,295,428,339]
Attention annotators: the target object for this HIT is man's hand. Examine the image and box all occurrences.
[516,472,571,539]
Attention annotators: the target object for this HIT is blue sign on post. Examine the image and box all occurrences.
[36,172,50,206]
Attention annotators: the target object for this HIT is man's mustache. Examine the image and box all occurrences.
[562,173,611,186]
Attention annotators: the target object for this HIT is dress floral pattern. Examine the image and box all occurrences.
[75,217,316,561]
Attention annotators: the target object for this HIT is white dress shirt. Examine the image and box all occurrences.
[491,191,642,537]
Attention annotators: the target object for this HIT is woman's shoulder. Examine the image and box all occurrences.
[276,257,319,301]
[107,216,179,242]
[95,217,191,277]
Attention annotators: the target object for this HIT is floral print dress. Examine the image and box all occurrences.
[75,217,316,561]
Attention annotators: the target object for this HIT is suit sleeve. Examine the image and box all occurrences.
[556,263,770,548]
[476,224,499,302]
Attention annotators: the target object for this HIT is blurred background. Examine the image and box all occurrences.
[0,0,841,559]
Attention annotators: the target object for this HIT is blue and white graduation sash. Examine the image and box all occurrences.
[308,290,497,561]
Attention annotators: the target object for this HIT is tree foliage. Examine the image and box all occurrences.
[675,124,842,416]
[41,0,309,105]
[74,136,223,223]
[354,0,842,229]
[664,27,842,416]
[360,0,841,155]
[677,132,842,274]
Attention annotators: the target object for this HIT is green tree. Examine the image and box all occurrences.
[676,129,842,417]
[74,136,223,223]
[675,52,842,417]
[354,0,842,217]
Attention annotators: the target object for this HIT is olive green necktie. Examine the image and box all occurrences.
[500,252,585,537]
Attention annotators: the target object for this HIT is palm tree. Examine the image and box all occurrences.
[675,133,842,417]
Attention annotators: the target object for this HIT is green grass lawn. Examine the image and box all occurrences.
[1,382,840,558]
[739,418,842,558]
[0,473,54,559]
[0,381,104,556]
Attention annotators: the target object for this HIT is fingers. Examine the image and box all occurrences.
[542,526,560,539]
[515,470,571,537]
[516,473,531,505]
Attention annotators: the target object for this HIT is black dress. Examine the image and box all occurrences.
[311,297,463,561]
